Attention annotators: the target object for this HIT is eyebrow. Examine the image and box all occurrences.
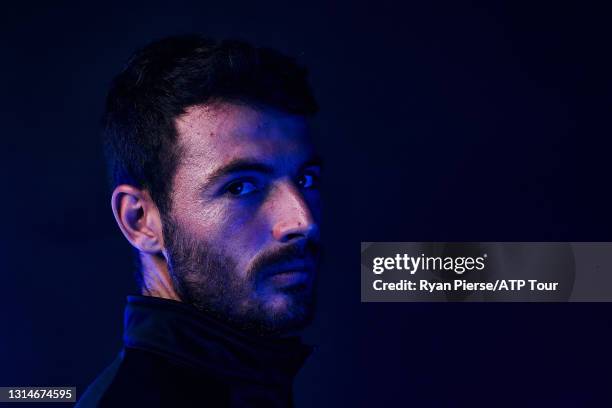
[299,156,323,171]
[203,155,324,188]
[205,159,274,186]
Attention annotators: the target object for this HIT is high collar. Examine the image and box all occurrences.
[122,295,313,387]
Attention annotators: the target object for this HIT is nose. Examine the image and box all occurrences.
[269,181,319,243]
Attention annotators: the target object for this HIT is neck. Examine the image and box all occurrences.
[140,253,181,301]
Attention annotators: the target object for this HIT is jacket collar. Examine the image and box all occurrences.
[122,295,313,386]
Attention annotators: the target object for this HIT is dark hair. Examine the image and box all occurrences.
[103,34,318,215]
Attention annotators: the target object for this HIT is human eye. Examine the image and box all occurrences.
[223,179,258,197]
[297,171,319,189]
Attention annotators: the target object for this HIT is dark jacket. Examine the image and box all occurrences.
[77,296,312,407]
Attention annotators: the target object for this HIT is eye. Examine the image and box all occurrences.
[225,180,258,196]
[297,172,318,189]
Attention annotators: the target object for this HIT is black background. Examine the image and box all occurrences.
[1,1,611,406]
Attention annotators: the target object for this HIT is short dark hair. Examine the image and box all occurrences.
[103,34,318,215]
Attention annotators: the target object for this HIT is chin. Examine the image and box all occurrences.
[259,292,315,334]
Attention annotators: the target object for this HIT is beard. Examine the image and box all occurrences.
[161,214,319,336]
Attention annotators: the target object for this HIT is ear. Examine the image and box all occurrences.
[111,185,165,254]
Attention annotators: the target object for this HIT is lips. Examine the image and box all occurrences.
[259,258,316,286]
[263,259,315,276]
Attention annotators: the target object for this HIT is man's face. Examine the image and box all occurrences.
[163,102,321,335]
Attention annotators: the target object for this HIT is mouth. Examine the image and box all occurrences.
[260,260,316,287]
[267,270,311,287]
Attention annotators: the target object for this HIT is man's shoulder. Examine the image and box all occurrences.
[75,353,122,408]
[76,348,229,407]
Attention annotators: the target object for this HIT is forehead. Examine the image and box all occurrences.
[174,103,312,169]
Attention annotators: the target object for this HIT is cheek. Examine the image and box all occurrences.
[231,216,269,245]
[177,204,227,238]
[304,192,322,221]
[219,208,273,269]
[179,202,271,271]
